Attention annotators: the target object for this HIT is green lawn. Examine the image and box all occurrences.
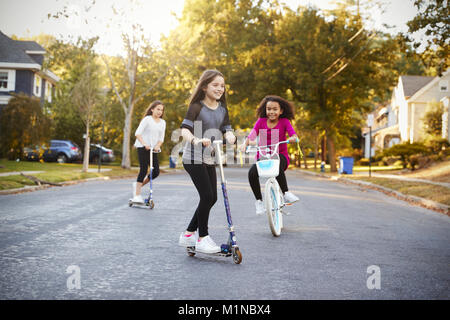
[0,159,139,191]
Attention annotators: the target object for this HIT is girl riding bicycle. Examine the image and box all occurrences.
[239,95,299,215]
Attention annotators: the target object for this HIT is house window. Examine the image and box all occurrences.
[34,74,41,97]
[440,80,448,92]
[45,81,52,102]
[0,70,16,92]
[0,72,7,89]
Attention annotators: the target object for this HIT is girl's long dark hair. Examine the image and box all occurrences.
[188,69,226,106]
[144,100,164,118]
[256,95,295,120]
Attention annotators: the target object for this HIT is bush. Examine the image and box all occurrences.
[0,94,51,160]
[426,138,450,154]
[382,142,429,170]
[358,158,370,166]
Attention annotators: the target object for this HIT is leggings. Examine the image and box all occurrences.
[136,147,160,183]
[183,163,217,237]
[248,154,288,200]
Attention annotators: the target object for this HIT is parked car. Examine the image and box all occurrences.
[23,145,46,161]
[43,140,82,163]
[23,140,81,163]
[89,144,115,163]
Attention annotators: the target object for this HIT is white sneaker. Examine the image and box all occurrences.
[132,195,144,203]
[132,182,137,198]
[284,191,299,205]
[178,232,197,247]
[195,235,220,253]
[255,200,264,215]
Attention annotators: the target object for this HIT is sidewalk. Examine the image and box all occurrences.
[0,171,44,177]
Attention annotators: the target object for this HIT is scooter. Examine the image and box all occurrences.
[186,140,243,264]
[129,148,160,209]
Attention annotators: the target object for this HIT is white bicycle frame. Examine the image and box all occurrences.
[246,140,290,236]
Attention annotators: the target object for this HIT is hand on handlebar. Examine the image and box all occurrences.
[288,136,299,144]
[196,138,211,147]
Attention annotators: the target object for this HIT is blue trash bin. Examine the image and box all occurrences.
[169,156,177,168]
[339,157,354,174]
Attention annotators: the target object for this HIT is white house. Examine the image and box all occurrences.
[363,70,450,158]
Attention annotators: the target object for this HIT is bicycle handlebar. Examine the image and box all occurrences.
[245,138,299,154]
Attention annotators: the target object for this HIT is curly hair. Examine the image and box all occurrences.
[256,95,295,120]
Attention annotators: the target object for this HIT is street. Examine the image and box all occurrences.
[0,168,449,299]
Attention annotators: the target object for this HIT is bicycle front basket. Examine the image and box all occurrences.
[256,159,279,178]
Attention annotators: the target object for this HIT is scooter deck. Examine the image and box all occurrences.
[128,199,153,208]
[186,246,232,257]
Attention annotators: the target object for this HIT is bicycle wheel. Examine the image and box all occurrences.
[264,179,283,236]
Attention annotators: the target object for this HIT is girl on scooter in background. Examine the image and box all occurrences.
[132,100,166,204]
[178,69,237,254]
[239,95,300,215]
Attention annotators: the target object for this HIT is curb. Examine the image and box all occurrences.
[295,169,450,216]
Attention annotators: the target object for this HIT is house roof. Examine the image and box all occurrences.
[13,40,45,53]
[408,69,450,102]
[0,31,42,66]
[400,75,434,98]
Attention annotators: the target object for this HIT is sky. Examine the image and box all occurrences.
[0,0,421,56]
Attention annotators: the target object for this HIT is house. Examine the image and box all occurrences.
[363,70,450,158]
[0,31,59,109]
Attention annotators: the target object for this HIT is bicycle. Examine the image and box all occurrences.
[246,139,297,236]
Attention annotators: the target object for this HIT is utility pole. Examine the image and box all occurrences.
[367,114,374,178]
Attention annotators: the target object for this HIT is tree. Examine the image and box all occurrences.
[72,60,102,172]
[102,25,168,168]
[406,0,449,75]
[423,101,443,137]
[246,5,401,171]
[45,37,101,150]
[0,94,51,160]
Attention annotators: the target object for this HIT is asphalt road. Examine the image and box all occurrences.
[0,168,449,299]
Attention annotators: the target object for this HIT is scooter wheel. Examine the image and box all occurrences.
[187,247,195,257]
[128,201,132,207]
[149,200,154,209]
[232,248,242,264]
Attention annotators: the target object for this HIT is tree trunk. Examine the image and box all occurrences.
[82,123,90,172]
[121,109,133,169]
[326,132,337,172]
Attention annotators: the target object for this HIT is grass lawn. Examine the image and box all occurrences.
[402,160,450,183]
[292,158,450,207]
[0,159,139,191]
[345,176,450,206]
